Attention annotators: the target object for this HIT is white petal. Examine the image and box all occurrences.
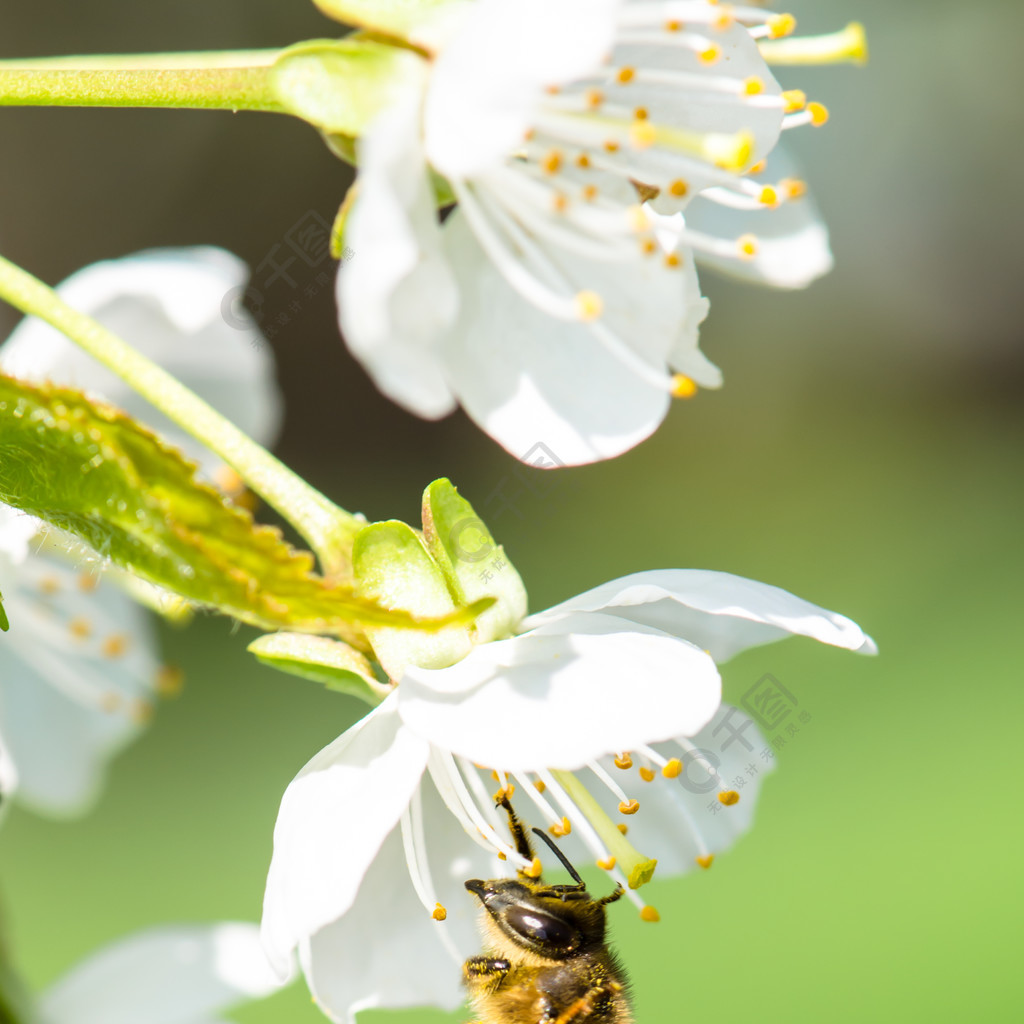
[0,505,40,564]
[438,211,690,465]
[425,0,619,177]
[524,569,877,662]
[40,923,288,1024]
[302,775,494,1023]
[684,148,833,288]
[260,698,429,976]
[0,554,159,817]
[0,724,18,811]
[338,87,459,419]
[0,247,283,470]
[398,612,721,771]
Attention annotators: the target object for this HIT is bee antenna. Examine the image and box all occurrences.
[530,827,585,886]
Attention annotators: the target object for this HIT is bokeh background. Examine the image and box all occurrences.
[1,0,1022,1021]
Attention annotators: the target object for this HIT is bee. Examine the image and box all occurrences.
[463,796,632,1024]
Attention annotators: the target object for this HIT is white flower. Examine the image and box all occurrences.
[339,0,836,465]
[39,922,290,1024]
[0,248,282,817]
[261,569,874,1021]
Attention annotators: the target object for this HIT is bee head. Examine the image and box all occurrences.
[464,876,607,960]
[465,829,623,961]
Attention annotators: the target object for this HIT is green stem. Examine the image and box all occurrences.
[0,51,285,111]
[0,254,362,577]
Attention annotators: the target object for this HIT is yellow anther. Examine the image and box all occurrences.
[550,816,572,838]
[617,823,629,835]
[808,101,830,126]
[604,140,621,153]
[155,665,185,698]
[585,88,604,110]
[781,177,808,200]
[100,692,123,713]
[213,465,245,496]
[497,851,507,861]
[614,753,633,770]
[552,192,569,213]
[718,790,741,806]
[699,45,722,65]
[616,66,636,84]
[664,252,682,269]
[759,185,779,207]
[130,700,154,725]
[634,106,649,121]
[641,238,658,256]
[671,375,698,399]
[582,184,598,202]
[661,758,683,779]
[39,575,60,596]
[767,13,797,39]
[526,857,543,878]
[668,178,689,198]
[746,159,767,175]
[664,19,683,32]
[545,84,561,96]
[743,76,764,96]
[78,573,99,592]
[629,121,658,149]
[541,150,563,175]
[597,856,617,871]
[491,771,501,782]
[640,906,661,922]
[574,291,604,322]
[576,153,592,169]
[432,903,448,921]
[782,89,807,113]
[493,785,515,802]
[69,617,92,639]
[102,634,128,658]
[737,234,759,259]
[639,766,656,783]
[618,799,640,816]
[712,7,735,31]
[696,854,714,869]
[534,779,547,793]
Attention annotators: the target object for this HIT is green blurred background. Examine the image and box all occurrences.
[1,0,1022,1021]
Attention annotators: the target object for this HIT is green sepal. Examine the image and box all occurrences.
[0,376,485,643]
[312,0,465,44]
[421,478,527,643]
[0,590,7,632]
[353,519,474,676]
[248,632,390,706]
[269,37,426,138]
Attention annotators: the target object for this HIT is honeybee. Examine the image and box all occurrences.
[463,796,632,1024]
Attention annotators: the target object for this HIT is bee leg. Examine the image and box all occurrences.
[496,793,536,871]
[463,956,511,995]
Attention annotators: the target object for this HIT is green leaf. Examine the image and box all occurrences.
[270,38,426,138]
[353,519,474,676]
[421,478,528,643]
[0,376,484,643]
[0,590,7,632]
[312,0,465,44]
[248,632,390,706]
